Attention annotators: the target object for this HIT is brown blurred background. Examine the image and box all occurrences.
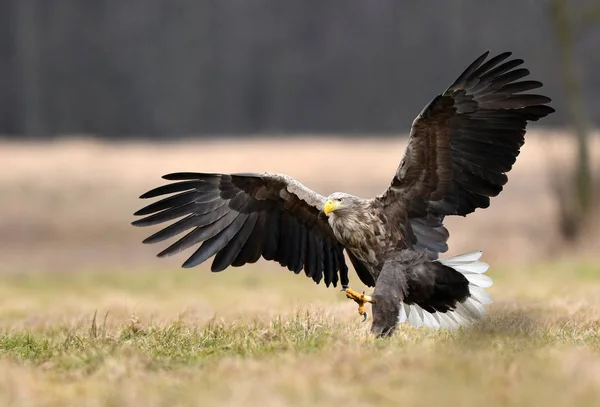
[1,0,599,277]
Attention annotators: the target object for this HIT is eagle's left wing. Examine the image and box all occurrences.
[376,51,555,259]
[133,172,350,287]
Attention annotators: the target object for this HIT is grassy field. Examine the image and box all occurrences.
[1,261,600,407]
[1,134,600,406]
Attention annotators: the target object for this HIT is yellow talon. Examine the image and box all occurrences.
[344,287,374,321]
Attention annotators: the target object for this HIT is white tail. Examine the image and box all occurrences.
[397,251,493,331]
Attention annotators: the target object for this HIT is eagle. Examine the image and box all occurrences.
[133,51,554,337]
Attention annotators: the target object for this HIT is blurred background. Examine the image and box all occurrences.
[1,0,599,275]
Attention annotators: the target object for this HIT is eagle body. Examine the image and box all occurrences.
[326,197,408,279]
[133,51,555,336]
[328,199,394,270]
[325,195,486,336]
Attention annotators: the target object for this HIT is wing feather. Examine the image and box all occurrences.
[182,212,250,268]
[211,212,259,272]
[232,210,267,266]
[133,173,350,288]
[379,51,555,260]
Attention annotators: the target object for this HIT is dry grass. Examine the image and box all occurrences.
[0,261,600,407]
[1,132,600,406]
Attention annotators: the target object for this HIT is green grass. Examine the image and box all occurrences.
[0,261,600,406]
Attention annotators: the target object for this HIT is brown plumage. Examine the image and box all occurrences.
[133,51,554,337]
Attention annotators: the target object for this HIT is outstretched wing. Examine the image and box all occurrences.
[133,172,349,287]
[378,51,555,259]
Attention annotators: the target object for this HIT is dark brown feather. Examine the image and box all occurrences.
[133,173,349,287]
[347,251,376,287]
[379,51,555,260]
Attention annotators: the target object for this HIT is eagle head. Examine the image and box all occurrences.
[323,192,360,216]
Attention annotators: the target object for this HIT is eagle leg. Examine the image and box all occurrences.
[344,288,375,322]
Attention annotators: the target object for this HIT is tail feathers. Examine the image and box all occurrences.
[398,250,493,331]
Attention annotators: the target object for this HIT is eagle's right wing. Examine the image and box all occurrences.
[133,172,349,287]
[377,51,555,259]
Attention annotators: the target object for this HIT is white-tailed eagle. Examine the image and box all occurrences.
[133,51,554,337]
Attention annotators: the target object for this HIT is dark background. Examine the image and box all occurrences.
[2,0,598,138]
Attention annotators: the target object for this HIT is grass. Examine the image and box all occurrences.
[0,261,599,406]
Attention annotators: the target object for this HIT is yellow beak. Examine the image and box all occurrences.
[323,199,337,215]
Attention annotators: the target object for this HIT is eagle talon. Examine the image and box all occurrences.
[344,287,374,321]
